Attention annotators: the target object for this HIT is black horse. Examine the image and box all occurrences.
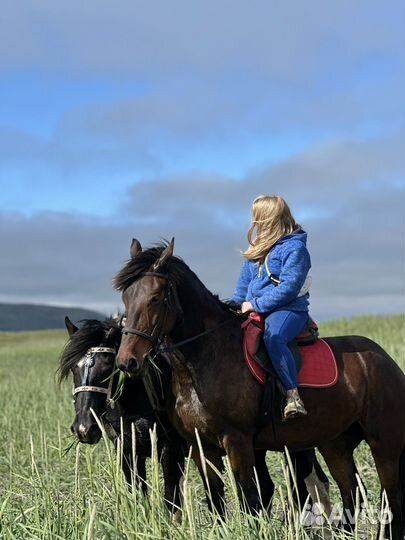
[59,316,186,512]
[59,314,330,517]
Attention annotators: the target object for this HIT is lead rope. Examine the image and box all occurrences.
[159,317,234,353]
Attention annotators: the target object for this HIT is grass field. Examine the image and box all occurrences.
[0,315,403,540]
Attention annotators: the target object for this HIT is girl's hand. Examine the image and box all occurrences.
[241,301,254,314]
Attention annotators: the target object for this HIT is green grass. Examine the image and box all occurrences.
[0,315,403,539]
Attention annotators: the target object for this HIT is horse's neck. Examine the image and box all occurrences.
[174,284,229,340]
[169,291,242,399]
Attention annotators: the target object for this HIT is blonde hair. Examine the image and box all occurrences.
[243,195,300,263]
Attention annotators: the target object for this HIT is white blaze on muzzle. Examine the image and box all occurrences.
[78,424,88,436]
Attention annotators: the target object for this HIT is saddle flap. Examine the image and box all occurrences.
[242,314,265,357]
[242,312,337,389]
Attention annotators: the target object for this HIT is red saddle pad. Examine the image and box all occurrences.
[242,314,338,388]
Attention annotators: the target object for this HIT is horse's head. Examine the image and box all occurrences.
[60,317,121,444]
[115,238,182,378]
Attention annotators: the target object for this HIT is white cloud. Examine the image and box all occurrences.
[1,134,403,320]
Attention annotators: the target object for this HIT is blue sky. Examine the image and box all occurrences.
[0,0,404,320]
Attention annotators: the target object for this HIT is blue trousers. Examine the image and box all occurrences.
[263,310,309,391]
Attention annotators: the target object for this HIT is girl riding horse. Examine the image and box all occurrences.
[231,195,311,420]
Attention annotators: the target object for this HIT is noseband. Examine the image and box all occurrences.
[73,346,116,400]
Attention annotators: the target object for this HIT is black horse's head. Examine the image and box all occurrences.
[59,316,122,444]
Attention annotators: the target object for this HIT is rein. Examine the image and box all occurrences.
[159,318,234,353]
[121,270,235,354]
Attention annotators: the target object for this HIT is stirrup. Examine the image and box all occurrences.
[282,396,307,422]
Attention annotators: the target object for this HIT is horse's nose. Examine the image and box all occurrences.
[74,423,101,444]
[77,424,88,441]
[117,355,140,375]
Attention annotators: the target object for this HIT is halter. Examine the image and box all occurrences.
[72,346,117,403]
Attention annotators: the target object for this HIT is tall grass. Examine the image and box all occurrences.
[0,315,403,539]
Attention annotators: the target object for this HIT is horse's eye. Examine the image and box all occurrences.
[150,295,160,304]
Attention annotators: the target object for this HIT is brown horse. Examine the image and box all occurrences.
[115,239,405,539]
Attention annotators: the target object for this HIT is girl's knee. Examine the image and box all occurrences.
[265,330,285,350]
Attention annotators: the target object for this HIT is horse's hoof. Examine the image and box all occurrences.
[171,509,182,525]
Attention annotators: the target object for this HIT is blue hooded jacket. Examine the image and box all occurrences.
[231,229,311,314]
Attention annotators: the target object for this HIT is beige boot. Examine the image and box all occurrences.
[282,390,307,421]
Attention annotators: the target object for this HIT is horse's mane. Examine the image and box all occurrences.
[58,318,120,383]
[113,241,234,314]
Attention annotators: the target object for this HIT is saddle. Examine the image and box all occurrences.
[242,313,338,388]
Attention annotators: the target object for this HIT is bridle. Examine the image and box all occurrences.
[73,346,117,405]
[121,270,234,356]
[121,271,180,354]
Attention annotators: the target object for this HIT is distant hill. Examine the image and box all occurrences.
[0,303,107,331]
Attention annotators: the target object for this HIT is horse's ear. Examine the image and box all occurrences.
[130,238,142,258]
[153,238,175,272]
[65,316,78,336]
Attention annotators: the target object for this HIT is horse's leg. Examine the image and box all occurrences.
[117,435,140,492]
[161,435,185,516]
[222,433,260,512]
[369,447,405,540]
[133,455,148,496]
[120,443,148,496]
[121,442,135,489]
[254,450,274,510]
[191,446,225,516]
[319,435,361,532]
[288,449,331,516]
